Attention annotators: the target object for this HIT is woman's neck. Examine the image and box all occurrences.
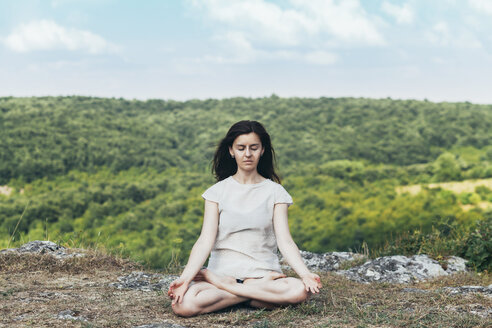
[232,171,266,184]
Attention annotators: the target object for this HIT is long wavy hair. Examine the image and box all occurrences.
[212,120,281,183]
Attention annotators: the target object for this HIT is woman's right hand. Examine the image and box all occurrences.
[168,278,190,305]
[300,272,322,294]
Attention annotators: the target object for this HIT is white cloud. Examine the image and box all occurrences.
[381,1,414,24]
[189,0,384,65]
[192,0,311,47]
[291,0,386,45]
[468,0,492,15]
[426,21,482,48]
[193,0,385,46]
[2,20,119,54]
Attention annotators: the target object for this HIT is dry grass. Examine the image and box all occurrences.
[0,185,13,196]
[0,248,142,275]
[396,179,492,195]
[1,249,491,328]
[396,178,492,196]
[396,178,492,212]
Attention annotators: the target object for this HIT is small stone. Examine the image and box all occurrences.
[57,309,88,322]
[109,271,179,292]
[441,285,492,297]
[133,323,187,328]
[280,250,367,272]
[445,303,491,318]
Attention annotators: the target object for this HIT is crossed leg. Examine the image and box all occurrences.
[171,281,249,317]
[171,269,309,317]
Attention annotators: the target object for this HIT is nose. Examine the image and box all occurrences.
[245,148,252,156]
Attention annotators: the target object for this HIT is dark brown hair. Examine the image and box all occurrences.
[211,120,281,183]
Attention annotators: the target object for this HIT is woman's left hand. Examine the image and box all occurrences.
[300,272,322,294]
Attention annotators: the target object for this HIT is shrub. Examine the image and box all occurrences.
[458,215,492,272]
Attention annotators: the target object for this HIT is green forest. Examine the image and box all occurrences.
[0,96,491,271]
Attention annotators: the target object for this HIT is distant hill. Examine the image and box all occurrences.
[1,96,491,183]
[1,96,491,270]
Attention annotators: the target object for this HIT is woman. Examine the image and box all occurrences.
[168,120,322,317]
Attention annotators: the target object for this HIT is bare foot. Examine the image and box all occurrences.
[197,268,236,289]
[244,271,286,285]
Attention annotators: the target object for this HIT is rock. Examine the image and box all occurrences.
[445,303,492,318]
[441,285,492,297]
[109,271,179,292]
[56,309,88,322]
[0,240,85,259]
[280,250,367,271]
[445,256,468,273]
[133,323,187,328]
[400,287,430,294]
[401,285,492,298]
[335,254,468,284]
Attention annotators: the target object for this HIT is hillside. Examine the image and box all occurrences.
[1,96,491,271]
[1,96,492,183]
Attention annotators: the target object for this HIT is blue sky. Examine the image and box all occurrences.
[1,0,491,103]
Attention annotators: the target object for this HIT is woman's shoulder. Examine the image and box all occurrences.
[202,177,230,203]
[205,176,230,190]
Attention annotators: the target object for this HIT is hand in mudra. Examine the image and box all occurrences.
[301,272,322,294]
[168,278,189,305]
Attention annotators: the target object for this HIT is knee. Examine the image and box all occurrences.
[171,301,199,317]
[285,278,309,304]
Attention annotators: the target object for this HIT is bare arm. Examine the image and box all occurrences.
[180,199,219,281]
[168,199,219,304]
[273,203,322,293]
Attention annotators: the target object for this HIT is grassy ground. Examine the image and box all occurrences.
[0,247,491,328]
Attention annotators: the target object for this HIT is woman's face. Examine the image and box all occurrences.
[229,132,265,172]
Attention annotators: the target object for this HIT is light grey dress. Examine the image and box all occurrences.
[201,176,293,280]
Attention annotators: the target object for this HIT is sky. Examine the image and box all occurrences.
[1,0,492,103]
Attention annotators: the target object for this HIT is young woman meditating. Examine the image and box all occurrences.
[168,120,322,317]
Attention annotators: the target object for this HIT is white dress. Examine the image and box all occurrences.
[201,175,294,280]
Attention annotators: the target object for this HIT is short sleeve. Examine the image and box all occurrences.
[202,182,221,203]
[274,184,293,208]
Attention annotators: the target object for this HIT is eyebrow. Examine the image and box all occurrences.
[236,143,260,147]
